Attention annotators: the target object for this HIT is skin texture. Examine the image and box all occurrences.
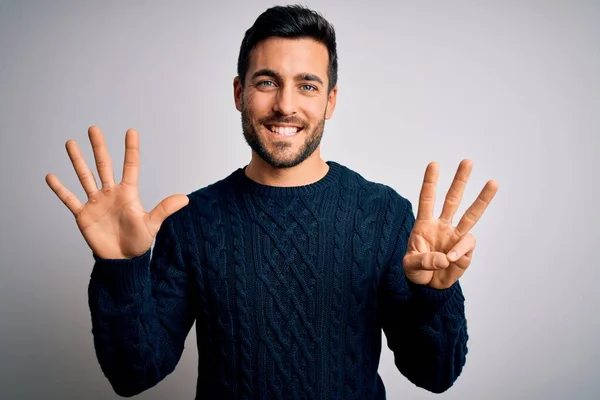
[45,126,189,259]
[234,37,337,187]
[45,37,499,287]
[403,159,499,289]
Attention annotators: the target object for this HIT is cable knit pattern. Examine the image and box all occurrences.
[88,161,468,399]
[226,194,254,398]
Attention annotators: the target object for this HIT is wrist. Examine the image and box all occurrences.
[407,279,465,314]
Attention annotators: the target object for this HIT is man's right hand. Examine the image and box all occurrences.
[45,126,189,259]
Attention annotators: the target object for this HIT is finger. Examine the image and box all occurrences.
[65,139,98,197]
[147,194,190,234]
[439,249,474,288]
[88,126,115,188]
[121,129,139,187]
[45,173,83,215]
[447,233,476,262]
[452,248,474,269]
[455,179,499,236]
[403,251,449,271]
[439,159,473,223]
[416,162,439,220]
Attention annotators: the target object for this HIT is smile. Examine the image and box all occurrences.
[266,125,303,137]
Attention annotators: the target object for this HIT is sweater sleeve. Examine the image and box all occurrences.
[378,200,468,393]
[87,212,196,397]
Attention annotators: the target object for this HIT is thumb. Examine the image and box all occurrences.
[147,194,190,234]
[403,251,450,271]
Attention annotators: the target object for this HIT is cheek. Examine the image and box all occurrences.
[303,99,328,121]
[245,91,272,112]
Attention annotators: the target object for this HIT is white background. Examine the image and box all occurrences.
[1,0,598,398]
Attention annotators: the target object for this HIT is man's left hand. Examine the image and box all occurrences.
[403,159,499,290]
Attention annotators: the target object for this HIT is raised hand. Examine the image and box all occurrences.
[403,159,498,289]
[45,126,189,259]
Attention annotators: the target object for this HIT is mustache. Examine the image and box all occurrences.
[258,114,306,127]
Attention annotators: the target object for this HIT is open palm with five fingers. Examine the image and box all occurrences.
[45,126,189,260]
[403,159,499,289]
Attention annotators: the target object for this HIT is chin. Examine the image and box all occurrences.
[261,152,306,169]
[243,122,322,169]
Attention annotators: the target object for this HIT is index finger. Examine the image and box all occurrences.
[416,162,439,220]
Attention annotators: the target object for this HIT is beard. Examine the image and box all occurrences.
[241,101,326,169]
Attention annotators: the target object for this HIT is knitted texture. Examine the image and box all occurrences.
[88,161,468,399]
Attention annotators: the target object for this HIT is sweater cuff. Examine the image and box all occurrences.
[407,279,465,316]
[90,249,151,296]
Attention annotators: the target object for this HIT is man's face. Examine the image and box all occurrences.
[234,37,337,168]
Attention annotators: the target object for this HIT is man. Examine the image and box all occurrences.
[45,5,498,399]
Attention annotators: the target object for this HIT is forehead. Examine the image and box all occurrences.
[248,37,329,79]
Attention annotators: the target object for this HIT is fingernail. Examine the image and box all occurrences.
[448,251,458,261]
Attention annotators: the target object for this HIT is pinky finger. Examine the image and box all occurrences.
[453,249,474,270]
[45,173,83,216]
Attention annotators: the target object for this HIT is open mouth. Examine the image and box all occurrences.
[265,125,303,137]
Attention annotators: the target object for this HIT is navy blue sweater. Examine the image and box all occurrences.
[88,161,468,399]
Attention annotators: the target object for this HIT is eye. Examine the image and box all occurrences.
[257,80,276,87]
[300,84,317,91]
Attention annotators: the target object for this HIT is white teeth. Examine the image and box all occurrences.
[270,126,299,136]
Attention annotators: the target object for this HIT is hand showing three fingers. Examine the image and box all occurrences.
[403,160,499,289]
[45,126,189,260]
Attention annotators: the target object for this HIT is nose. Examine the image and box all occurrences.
[272,85,297,116]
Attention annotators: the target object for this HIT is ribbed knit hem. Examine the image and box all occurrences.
[91,249,151,296]
[407,279,465,316]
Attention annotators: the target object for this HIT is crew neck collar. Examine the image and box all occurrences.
[233,161,342,197]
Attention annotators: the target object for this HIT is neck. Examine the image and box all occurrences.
[245,149,329,187]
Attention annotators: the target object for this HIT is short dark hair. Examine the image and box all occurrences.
[237,4,338,92]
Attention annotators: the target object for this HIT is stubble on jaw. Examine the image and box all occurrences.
[240,98,327,168]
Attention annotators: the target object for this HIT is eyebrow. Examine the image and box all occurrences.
[251,68,325,86]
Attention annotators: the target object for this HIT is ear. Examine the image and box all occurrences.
[233,76,243,112]
[325,84,338,120]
